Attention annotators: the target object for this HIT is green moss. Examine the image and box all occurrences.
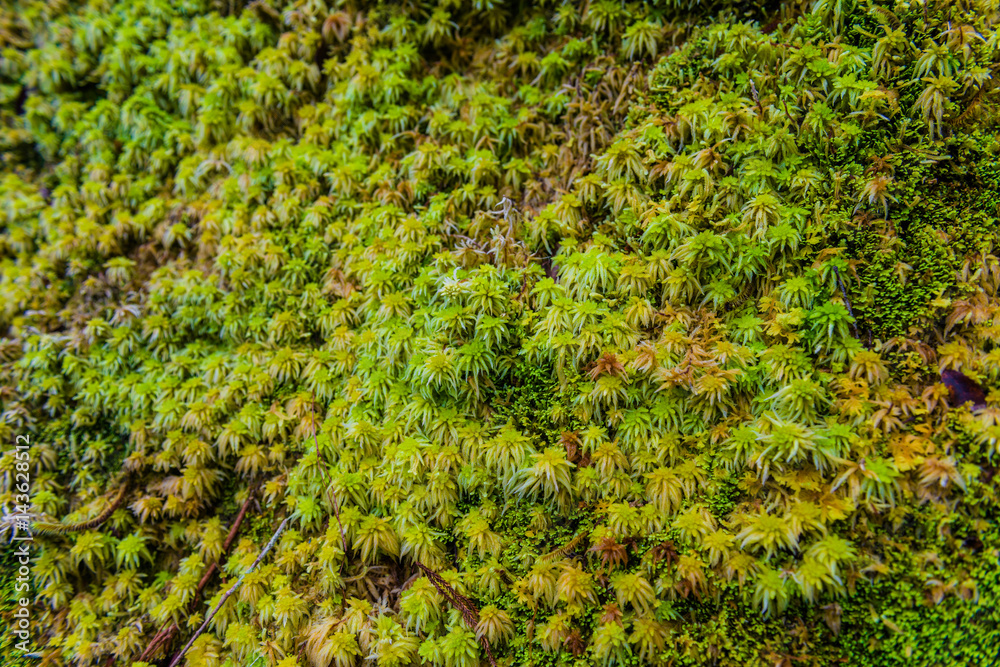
[2,0,1000,665]
[485,358,569,447]
[0,548,35,667]
[847,148,1000,340]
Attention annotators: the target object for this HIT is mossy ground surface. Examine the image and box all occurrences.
[2,0,1000,666]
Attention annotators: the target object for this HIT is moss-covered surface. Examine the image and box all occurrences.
[2,0,1000,665]
[0,546,37,666]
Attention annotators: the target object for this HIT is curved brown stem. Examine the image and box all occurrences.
[33,477,131,535]
[168,517,290,667]
[133,488,257,664]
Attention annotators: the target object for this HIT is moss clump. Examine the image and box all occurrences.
[2,0,1000,666]
[0,547,36,666]
[846,144,1000,341]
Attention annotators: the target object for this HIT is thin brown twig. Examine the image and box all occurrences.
[168,517,290,667]
[192,488,258,602]
[135,623,174,664]
[416,562,497,667]
[135,489,256,664]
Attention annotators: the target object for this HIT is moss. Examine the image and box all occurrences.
[484,357,569,448]
[243,505,278,546]
[707,472,740,521]
[846,148,1000,340]
[0,547,35,666]
[836,555,1000,666]
[3,0,1000,665]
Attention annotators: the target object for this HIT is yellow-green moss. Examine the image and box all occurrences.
[2,0,1000,665]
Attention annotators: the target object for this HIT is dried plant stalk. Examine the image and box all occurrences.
[33,477,131,535]
[416,562,497,667]
[136,490,258,664]
[168,516,290,667]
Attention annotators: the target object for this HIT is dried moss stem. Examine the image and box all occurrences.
[416,561,497,667]
[32,476,130,535]
[168,516,290,667]
[135,489,257,664]
[541,530,588,561]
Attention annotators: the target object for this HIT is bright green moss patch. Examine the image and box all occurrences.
[846,144,1000,341]
[0,547,37,666]
[2,0,1000,666]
